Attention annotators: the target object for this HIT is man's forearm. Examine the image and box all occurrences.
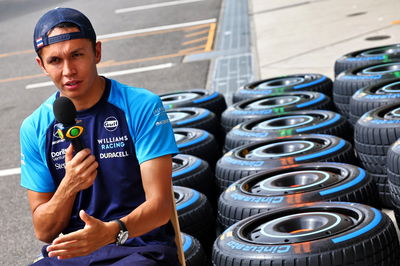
[120,196,172,239]
[31,184,77,243]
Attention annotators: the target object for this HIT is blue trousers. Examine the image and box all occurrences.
[32,244,181,265]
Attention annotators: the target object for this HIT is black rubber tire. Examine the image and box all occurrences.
[221,91,333,133]
[160,89,227,119]
[387,140,400,224]
[174,128,221,168]
[354,103,400,171]
[334,44,400,76]
[212,202,400,266]
[167,107,224,146]
[349,78,400,124]
[174,186,215,256]
[369,172,393,208]
[181,233,208,266]
[233,74,333,103]
[333,62,400,117]
[216,134,355,192]
[172,154,215,204]
[354,103,400,208]
[224,110,349,151]
[168,107,217,133]
[217,162,378,230]
[387,140,400,187]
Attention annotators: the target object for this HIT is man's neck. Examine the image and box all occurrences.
[67,76,105,111]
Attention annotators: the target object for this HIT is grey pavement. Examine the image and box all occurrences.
[251,0,400,79]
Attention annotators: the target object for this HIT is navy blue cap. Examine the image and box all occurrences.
[33,7,96,52]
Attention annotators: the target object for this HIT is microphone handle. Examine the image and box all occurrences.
[71,138,84,153]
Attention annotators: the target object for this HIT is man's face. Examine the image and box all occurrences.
[36,27,101,100]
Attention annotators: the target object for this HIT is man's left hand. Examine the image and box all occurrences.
[46,210,119,260]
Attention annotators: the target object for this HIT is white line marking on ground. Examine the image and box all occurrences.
[25,63,175,90]
[0,167,21,177]
[115,0,203,14]
[97,19,216,40]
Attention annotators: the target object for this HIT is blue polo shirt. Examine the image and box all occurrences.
[20,78,179,247]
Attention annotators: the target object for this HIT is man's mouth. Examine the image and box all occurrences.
[64,80,81,89]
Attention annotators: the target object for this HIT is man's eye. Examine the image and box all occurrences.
[48,58,60,64]
[73,53,83,57]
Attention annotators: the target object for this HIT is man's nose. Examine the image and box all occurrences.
[63,60,77,76]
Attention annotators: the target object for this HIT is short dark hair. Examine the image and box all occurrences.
[37,22,97,60]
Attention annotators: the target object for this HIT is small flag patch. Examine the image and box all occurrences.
[36,37,44,48]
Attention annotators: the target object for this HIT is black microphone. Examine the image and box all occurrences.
[53,96,85,152]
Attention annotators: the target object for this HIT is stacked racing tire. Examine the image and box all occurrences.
[212,202,400,266]
[160,89,227,119]
[387,140,400,224]
[172,154,215,203]
[334,44,400,76]
[174,128,220,168]
[181,233,208,266]
[224,110,349,151]
[221,91,332,133]
[174,186,215,257]
[349,78,400,124]
[333,61,400,117]
[354,103,400,207]
[233,74,333,103]
[216,134,355,192]
[217,163,377,230]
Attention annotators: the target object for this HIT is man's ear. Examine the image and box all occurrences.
[95,41,102,64]
[35,56,49,76]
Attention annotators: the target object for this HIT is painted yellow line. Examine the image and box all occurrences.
[182,36,208,46]
[97,60,117,67]
[0,73,45,84]
[0,49,34,59]
[184,29,209,38]
[205,23,216,52]
[179,45,206,53]
[183,24,210,32]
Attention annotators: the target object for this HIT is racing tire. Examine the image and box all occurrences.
[216,134,355,192]
[387,140,400,224]
[224,110,349,151]
[172,154,215,204]
[160,89,227,119]
[233,74,333,103]
[174,128,221,168]
[212,202,400,266]
[349,78,400,124]
[217,163,377,230]
[334,44,400,76]
[168,107,218,134]
[333,62,400,117]
[181,233,208,266]
[221,91,332,133]
[167,107,224,146]
[354,103,400,207]
[174,186,215,257]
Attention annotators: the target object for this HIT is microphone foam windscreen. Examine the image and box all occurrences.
[53,96,77,125]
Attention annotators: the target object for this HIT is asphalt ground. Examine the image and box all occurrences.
[0,0,221,264]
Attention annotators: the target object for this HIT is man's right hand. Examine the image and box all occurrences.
[63,144,98,195]
[27,144,99,243]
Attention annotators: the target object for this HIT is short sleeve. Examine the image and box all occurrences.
[20,118,56,192]
[133,94,179,164]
